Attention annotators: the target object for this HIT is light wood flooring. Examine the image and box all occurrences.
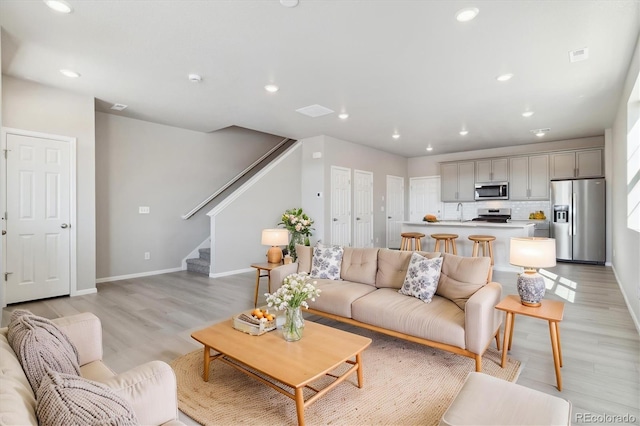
[2,262,639,425]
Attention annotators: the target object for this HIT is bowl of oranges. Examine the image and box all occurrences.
[232,308,277,335]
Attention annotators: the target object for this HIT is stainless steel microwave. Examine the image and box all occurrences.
[474,182,509,200]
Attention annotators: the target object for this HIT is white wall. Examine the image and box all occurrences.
[2,75,96,293]
[210,144,302,275]
[302,135,408,247]
[95,112,285,279]
[610,35,640,331]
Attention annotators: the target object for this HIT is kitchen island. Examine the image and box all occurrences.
[401,221,535,272]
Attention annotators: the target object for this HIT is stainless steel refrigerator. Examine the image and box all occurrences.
[550,178,605,264]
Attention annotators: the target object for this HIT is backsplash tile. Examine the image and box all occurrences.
[441,200,551,221]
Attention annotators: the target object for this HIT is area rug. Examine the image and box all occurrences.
[171,328,521,426]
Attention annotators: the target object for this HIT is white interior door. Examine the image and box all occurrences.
[386,175,404,249]
[353,170,373,248]
[424,176,443,219]
[4,131,73,304]
[410,177,428,222]
[331,166,351,246]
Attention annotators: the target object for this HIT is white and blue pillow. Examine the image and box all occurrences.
[399,253,443,303]
[310,244,344,280]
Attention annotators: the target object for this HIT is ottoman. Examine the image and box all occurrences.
[440,372,572,426]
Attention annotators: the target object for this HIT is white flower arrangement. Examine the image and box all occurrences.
[265,273,321,310]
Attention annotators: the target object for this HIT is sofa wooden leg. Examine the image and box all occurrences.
[495,329,501,351]
[474,354,482,372]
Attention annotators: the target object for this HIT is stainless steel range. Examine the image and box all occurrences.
[471,208,512,223]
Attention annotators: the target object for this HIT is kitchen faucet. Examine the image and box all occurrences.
[456,203,463,221]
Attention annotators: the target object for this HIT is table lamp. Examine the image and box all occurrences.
[261,229,289,264]
[509,237,556,307]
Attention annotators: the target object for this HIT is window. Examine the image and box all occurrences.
[628,72,640,232]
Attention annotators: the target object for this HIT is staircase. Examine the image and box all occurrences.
[186,248,210,275]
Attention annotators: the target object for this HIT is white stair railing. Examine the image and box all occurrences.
[181,137,292,219]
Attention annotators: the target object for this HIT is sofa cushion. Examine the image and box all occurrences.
[296,244,313,273]
[36,369,138,426]
[436,253,491,310]
[352,289,466,349]
[306,279,377,318]
[341,247,379,286]
[7,310,81,392]
[376,249,441,289]
[310,245,344,280]
[399,253,443,303]
[0,330,38,425]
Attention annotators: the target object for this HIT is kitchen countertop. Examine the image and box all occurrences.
[402,221,535,229]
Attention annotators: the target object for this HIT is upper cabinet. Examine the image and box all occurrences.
[475,158,508,183]
[550,149,603,179]
[509,154,549,200]
[441,161,475,202]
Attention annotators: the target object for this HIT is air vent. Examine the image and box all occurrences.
[569,47,589,63]
[530,128,551,134]
[295,104,334,118]
[110,103,128,111]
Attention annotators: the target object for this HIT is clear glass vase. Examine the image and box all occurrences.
[283,306,304,342]
[288,233,305,261]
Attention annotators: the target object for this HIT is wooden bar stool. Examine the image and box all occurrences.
[430,234,458,254]
[400,232,425,251]
[468,235,496,265]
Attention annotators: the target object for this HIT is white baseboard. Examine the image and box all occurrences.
[611,264,640,335]
[209,267,254,278]
[72,288,98,296]
[96,267,184,284]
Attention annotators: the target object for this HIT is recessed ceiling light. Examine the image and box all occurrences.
[496,73,514,82]
[531,128,550,137]
[60,69,80,78]
[188,74,202,83]
[459,130,469,136]
[536,131,546,137]
[110,103,128,111]
[392,133,400,140]
[264,84,279,93]
[426,145,434,151]
[522,111,535,118]
[280,0,299,7]
[455,7,479,22]
[338,113,349,120]
[43,0,72,13]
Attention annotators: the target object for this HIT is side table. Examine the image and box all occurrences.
[495,294,565,391]
[250,262,281,308]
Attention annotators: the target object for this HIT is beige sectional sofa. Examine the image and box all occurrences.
[0,312,184,426]
[270,246,503,371]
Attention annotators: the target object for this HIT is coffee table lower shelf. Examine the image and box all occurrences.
[192,319,372,426]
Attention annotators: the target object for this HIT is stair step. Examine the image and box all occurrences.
[186,258,209,275]
[198,247,210,261]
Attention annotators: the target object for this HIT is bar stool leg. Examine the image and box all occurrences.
[434,240,441,252]
[416,238,422,251]
[451,238,458,255]
[472,241,479,257]
[488,241,494,265]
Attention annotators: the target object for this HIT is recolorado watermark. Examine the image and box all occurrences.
[575,412,637,424]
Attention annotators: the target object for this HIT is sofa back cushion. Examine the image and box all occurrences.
[436,253,491,310]
[295,244,313,274]
[376,249,441,289]
[341,247,379,286]
[0,329,38,425]
[7,310,81,392]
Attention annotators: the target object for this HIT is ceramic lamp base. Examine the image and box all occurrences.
[517,271,545,307]
[266,246,283,264]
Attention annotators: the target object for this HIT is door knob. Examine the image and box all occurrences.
[356,217,361,220]
[388,216,392,219]
[333,218,338,221]
[61,223,69,229]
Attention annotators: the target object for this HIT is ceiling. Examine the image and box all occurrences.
[1,1,638,158]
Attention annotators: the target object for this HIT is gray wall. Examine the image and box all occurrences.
[2,75,96,293]
[95,112,284,279]
[611,34,640,331]
[211,144,302,274]
[301,135,408,247]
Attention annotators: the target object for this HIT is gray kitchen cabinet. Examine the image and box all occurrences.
[509,154,549,200]
[441,161,475,201]
[550,149,603,179]
[475,158,508,182]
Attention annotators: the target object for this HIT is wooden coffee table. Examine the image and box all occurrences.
[191,319,372,426]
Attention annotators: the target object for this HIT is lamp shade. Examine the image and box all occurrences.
[261,229,289,246]
[510,237,556,268]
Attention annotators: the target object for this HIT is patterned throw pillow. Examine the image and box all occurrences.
[7,310,80,392]
[36,369,138,426]
[398,253,443,302]
[310,244,344,280]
